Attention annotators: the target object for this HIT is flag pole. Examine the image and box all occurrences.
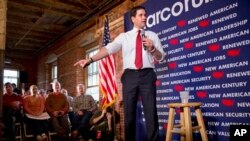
[112,98,119,141]
[100,14,119,141]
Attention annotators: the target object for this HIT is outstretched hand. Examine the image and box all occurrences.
[74,59,90,68]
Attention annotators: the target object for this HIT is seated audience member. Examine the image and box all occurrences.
[23,85,50,141]
[61,88,74,125]
[22,86,30,98]
[12,83,21,95]
[46,83,53,94]
[2,82,23,141]
[45,81,70,141]
[71,84,97,141]
[39,89,48,99]
[89,106,120,141]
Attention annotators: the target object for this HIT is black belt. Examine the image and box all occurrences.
[125,68,153,72]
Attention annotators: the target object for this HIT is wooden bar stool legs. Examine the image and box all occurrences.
[180,110,185,141]
[183,107,192,141]
[166,107,175,141]
[195,107,208,141]
[165,102,208,141]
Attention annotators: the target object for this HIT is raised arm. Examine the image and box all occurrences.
[74,33,123,68]
[74,47,109,68]
[90,109,106,125]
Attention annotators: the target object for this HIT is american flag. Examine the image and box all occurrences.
[99,16,117,109]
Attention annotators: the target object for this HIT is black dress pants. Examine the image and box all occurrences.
[121,68,159,141]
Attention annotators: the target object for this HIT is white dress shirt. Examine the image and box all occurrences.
[106,27,165,69]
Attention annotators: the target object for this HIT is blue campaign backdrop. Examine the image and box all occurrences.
[124,0,250,141]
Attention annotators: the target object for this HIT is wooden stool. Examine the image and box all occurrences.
[165,102,208,141]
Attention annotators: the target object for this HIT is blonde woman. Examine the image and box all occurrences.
[23,85,49,141]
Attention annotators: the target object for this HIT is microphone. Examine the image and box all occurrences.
[141,30,146,50]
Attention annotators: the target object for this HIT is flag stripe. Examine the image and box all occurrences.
[99,17,117,108]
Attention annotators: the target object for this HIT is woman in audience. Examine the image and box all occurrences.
[23,85,49,141]
[89,106,120,141]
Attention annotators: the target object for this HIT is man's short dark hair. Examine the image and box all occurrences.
[130,6,146,18]
[4,82,11,86]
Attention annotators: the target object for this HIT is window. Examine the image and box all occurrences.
[4,69,18,85]
[51,64,58,81]
[86,48,99,101]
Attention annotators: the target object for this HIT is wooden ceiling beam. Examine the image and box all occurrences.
[45,9,82,19]
[6,42,39,50]
[7,25,58,36]
[7,36,47,43]
[5,50,34,58]
[11,47,36,51]
[8,0,46,11]
[39,24,65,30]
[7,9,41,19]
[17,42,42,48]
[6,46,37,51]
[7,16,66,31]
[8,0,82,19]
[7,22,60,34]
[40,0,87,12]
[6,32,51,40]
[7,14,35,23]
[6,32,51,41]
[7,30,54,40]
[77,0,91,11]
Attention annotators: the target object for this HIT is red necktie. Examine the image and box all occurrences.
[135,30,143,69]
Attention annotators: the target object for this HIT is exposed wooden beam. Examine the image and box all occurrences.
[7,18,66,31]
[7,36,47,43]
[6,40,42,48]
[7,38,47,46]
[13,3,53,48]
[40,23,66,30]
[8,0,46,10]
[63,0,91,12]
[17,42,41,48]
[5,48,35,59]
[20,42,46,47]
[8,0,82,19]
[40,0,87,12]
[77,0,91,11]
[7,22,60,34]
[36,0,121,53]
[7,9,41,19]
[45,8,82,19]
[12,47,37,51]
[5,51,35,59]
[7,1,43,14]
[7,26,57,38]
[7,32,52,40]
[6,14,35,23]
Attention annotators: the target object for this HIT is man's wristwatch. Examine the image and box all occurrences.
[89,57,94,63]
[83,57,94,68]
[150,47,156,53]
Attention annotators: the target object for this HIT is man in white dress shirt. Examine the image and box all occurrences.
[74,6,165,141]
